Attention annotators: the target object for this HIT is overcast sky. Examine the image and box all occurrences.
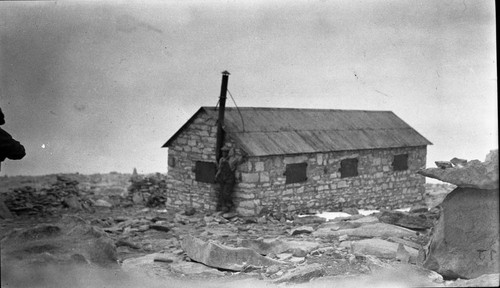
[0,0,497,176]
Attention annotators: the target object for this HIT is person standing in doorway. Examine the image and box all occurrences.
[215,145,246,213]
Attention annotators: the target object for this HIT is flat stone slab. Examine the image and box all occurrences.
[181,235,283,271]
[238,238,319,256]
[290,226,314,236]
[313,222,417,238]
[377,210,433,230]
[346,238,419,263]
[274,263,325,283]
[170,261,225,276]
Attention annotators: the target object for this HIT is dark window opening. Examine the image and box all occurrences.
[393,154,409,171]
[340,158,358,178]
[195,161,217,183]
[285,162,307,184]
[168,156,176,168]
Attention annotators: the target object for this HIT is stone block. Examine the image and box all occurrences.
[242,173,259,183]
[284,155,308,164]
[255,161,265,172]
[235,192,255,200]
[238,200,256,209]
[337,181,348,188]
[260,172,270,182]
[316,154,324,165]
[236,207,254,216]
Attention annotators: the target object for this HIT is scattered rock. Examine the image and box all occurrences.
[377,210,433,230]
[288,257,306,264]
[115,239,140,249]
[342,207,359,215]
[290,248,308,257]
[450,157,467,168]
[222,211,238,219]
[239,238,319,256]
[94,199,113,208]
[338,235,349,242]
[62,195,82,210]
[435,161,453,169]
[274,263,325,283]
[88,237,118,266]
[277,253,293,261]
[409,205,428,214]
[132,193,143,204]
[290,226,314,236]
[181,235,283,271]
[317,221,362,231]
[396,243,411,263]
[445,273,499,287]
[421,187,499,279]
[153,254,175,263]
[149,224,171,233]
[293,215,326,225]
[170,261,226,276]
[184,207,196,216]
[266,265,281,275]
[348,238,418,263]
[350,215,380,224]
[387,236,421,250]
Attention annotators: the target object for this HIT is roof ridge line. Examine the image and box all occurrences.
[229,127,415,133]
[202,106,393,113]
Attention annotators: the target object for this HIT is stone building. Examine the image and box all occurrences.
[162,107,432,216]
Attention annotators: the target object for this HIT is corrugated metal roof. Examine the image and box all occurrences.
[163,107,432,156]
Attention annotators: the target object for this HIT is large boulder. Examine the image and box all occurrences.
[421,187,499,279]
[1,216,118,267]
[377,210,433,230]
[418,150,499,190]
[181,235,283,271]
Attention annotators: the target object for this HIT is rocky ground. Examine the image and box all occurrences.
[0,177,497,288]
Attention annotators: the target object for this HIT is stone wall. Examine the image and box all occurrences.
[165,111,428,215]
[233,146,427,216]
[165,112,220,210]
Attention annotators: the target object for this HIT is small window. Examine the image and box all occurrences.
[340,158,358,178]
[195,161,217,183]
[168,156,176,168]
[285,163,307,184]
[393,154,409,171]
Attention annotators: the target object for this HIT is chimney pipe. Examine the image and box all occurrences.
[216,70,230,162]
